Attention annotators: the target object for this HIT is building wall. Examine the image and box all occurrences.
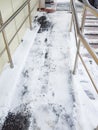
[0,0,39,73]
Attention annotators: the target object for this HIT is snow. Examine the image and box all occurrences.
[0,22,40,124]
[0,1,98,130]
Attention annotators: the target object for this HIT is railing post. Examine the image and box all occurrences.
[28,0,32,30]
[69,14,73,32]
[69,0,73,32]
[70,0,78,47]
[0,11,14,68]
[73,6,86,74]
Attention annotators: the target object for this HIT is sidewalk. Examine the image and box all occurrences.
[0,1,98,130]
[0,11,77,130]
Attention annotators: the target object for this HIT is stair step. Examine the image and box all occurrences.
[85,34,98,39]
[84,25,98,27]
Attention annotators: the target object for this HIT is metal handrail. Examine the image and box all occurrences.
[70,0,98,93]
[79,0,98,17]
[71,0,98,65]
[0,0,31,32]
[0,1,38,57]
[0,0,35,68]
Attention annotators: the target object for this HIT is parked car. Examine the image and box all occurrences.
[78,0,98,8]
[45,0,54,4]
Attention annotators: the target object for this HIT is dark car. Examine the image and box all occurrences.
[45,0,54,4]
[78,0,98,8]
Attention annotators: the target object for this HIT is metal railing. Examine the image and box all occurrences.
[70,0,98,94]
[0,0,38,68]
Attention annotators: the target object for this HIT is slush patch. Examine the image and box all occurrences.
[37,16,51,33]
[2,112,30,130]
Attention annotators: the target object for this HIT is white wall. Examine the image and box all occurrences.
[0,0,39,73]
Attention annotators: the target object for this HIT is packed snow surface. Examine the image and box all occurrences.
[0,1,98,130]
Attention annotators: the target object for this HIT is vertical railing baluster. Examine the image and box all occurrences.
[69,0,73,32]
[28,0,32,30]
[73,6,86,74]
[0,11,14,68]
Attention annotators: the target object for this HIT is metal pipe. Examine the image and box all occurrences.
[79,33,98,65]
[0,0,31,33]
[79,53,98,94]
[69,15,73,32]
[70,0,98,93]
[0,11,14,68]
[0,1,38,57]
[70,0,98,65]
[73,6,87,74]
[28,0,32,30]
[78,0,98,17]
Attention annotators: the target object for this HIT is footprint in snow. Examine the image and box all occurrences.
[84,90,95,100]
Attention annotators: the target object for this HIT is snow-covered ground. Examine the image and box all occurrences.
[0,1,98,130]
